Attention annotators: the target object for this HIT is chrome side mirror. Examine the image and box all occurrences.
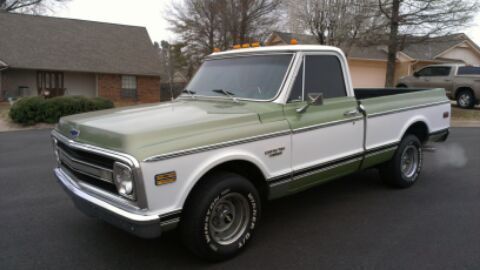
[296,93,324,113]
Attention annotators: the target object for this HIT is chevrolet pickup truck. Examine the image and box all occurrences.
[397,63,480,109]
[52,45,450,261]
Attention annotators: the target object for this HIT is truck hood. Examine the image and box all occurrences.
[56,99,286,161]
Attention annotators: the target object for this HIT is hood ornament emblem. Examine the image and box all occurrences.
[70,128,80,139]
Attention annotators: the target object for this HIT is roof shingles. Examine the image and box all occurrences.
[268,31,475,62]
[0,12,161,76]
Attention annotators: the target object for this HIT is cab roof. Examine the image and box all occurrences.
[209,45,345,58]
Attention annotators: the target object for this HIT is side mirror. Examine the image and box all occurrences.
[413,72,420,77]
[296,93,324,113]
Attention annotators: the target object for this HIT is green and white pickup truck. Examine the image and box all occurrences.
[52,45,450,261]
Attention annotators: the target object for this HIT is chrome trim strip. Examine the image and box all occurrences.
[292,117,363,134]
[365,146,398,158]
[269,157,363,187]
[293,157,363,181]
[55,168,158,222]
[144,130,292,162]
[52,130,139,168]
[58,148,114,184]
[367,100,450,118]
[144,117,364,162]
[60,165,140,211]
[268,142,400,186]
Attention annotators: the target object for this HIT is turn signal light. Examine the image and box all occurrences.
[290,38,298,45]
[233,44,241,49]
[213,47,221,53]
[155,171,177,185]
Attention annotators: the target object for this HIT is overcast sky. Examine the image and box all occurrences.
[56,0,480,45]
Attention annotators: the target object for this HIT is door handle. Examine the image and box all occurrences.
[344,109,360,117]
[444,79,451,82]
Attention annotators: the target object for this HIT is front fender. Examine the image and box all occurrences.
[176,150,270,208]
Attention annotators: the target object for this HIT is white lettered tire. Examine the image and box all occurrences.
[180,171,261,261]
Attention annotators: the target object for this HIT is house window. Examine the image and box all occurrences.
[37,71,64,97]
[121,75,137,98]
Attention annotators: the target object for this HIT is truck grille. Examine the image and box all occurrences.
[56,140,117,193]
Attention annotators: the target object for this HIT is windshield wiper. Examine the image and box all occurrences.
[212,89,238,102]
[182,89,196,98]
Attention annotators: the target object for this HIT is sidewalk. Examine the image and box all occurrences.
[451,120,480,128]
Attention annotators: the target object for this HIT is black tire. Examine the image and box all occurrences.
[180,171,261,261]
[380,135,423,188]
[456,89,475,109]
[396,84,407,88]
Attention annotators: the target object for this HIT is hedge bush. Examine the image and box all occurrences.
[9,96,114,125]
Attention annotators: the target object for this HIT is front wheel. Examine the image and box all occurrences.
[380,135,423,188]
[180,172,261,261]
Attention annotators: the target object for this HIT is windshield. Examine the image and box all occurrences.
[184,54,293,100]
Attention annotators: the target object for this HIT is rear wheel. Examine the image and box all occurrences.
[380,135,423,188]
[456,89,475,109]
[180,171,261,261]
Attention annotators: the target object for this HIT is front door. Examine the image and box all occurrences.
[284,53,364,193]
[37,71,65,97]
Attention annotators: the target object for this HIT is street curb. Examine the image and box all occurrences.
[451,121,480,128]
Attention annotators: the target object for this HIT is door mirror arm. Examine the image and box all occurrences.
[296,93,324,113]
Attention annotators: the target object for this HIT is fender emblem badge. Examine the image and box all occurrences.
[265,147,285,158]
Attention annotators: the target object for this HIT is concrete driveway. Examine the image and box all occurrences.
[1,128,479,269]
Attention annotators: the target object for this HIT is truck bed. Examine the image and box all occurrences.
[353,87,449,119]
[354,88,430,99]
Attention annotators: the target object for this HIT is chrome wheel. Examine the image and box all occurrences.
[400,145,419,179]
[209,192,250,246]
[458,93,472,108]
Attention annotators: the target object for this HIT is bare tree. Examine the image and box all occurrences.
[288,0,380,48]
[166,0,282,70]
[0,0,67,14]
[222,0,283,45]
[377,0,479,86]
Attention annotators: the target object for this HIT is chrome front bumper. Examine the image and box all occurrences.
[55,168,179,238]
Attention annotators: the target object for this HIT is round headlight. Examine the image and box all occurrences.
[113,162,134,197]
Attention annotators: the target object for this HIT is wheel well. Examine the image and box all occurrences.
[455,87,475,99]
[396,83,407,88]
[403,122,429,144]
[184,160,269,208]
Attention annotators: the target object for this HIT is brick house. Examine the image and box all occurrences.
[0,12,162,103]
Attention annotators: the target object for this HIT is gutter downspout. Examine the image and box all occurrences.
[0,61,9,100]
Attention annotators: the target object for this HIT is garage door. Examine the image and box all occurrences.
[348,60,387,88]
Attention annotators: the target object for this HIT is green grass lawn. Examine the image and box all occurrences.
[451,104,480,121]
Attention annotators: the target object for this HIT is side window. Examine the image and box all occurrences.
[304,55,347,99]
[288,64,303,102]
[417,67,451,77]
[417,67,433,76]
[433,67,451,76]
[458,66,480,75]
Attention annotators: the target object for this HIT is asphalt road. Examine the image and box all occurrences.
[1,128,479,270]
